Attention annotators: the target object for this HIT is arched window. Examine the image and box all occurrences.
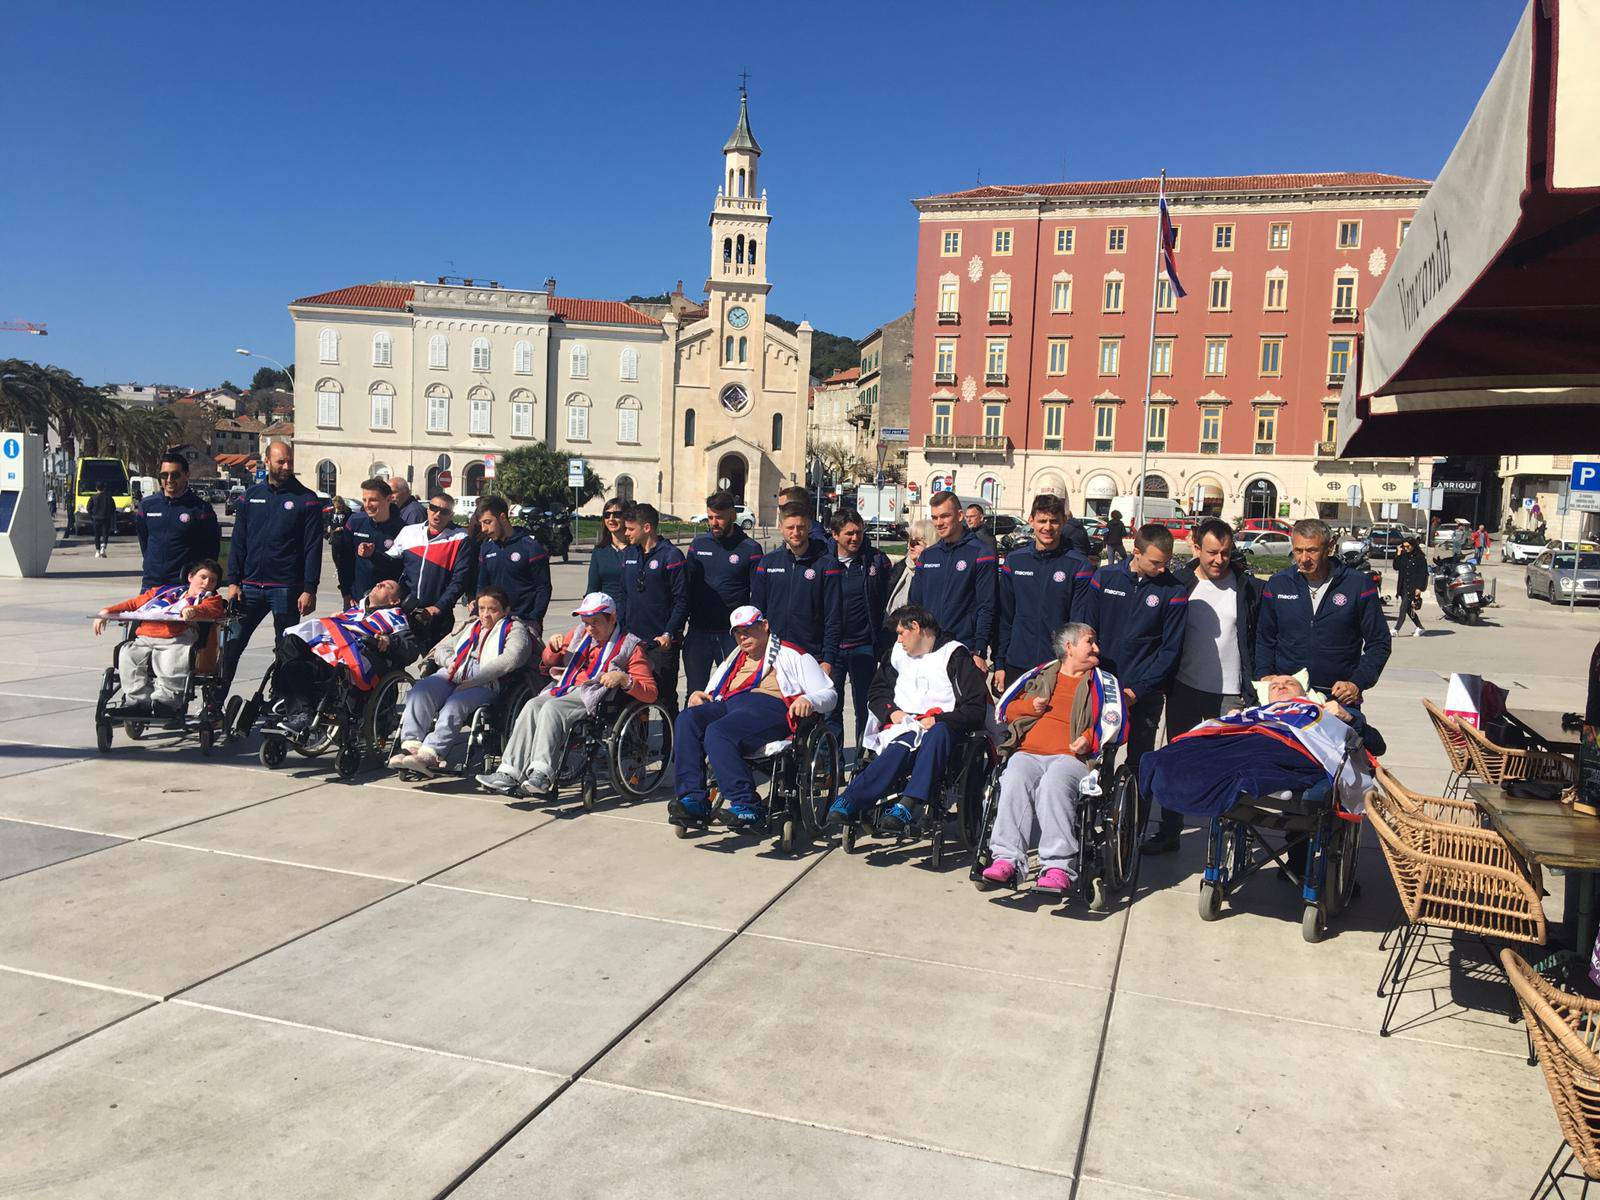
[979,476,1000,508]
[513,339,533,375]
[616,395,641,444]
[369,462,391,481]
[471,336,491,372]
[724,335,735,363]
[614,475,635,505]
[469,386,493,436]
[509,388,535,438]
[463,461,485,498]
[619,345,639,382]
[738,336,748,363]
[738,167,746,197]
[684,408,696,446]
[723,237,733,263]
[565,393,591,441]
[315,378,342,428]
[771,412,783,451]
[726,169,734,196]
[569,343,588,379]
[368,382,395,431]
[748,239,758,268]
[425,384,451,433]
[316,460,337,495]
[736,234,745,264]
[428,333,448,369]
[319,328,339,363]
[372,331,392,367]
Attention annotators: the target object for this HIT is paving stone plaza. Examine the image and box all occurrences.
[1,535,1596,1198]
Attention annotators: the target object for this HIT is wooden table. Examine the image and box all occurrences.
[1470,782,1600,957]
[1504,706,1582,755]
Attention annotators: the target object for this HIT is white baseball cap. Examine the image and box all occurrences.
[729,605,766,630]
[572,592,617,617]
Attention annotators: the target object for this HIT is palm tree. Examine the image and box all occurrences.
[0,360,52,432]
[117,405,179,472]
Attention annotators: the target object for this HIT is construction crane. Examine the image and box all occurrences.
[0,321,48,336]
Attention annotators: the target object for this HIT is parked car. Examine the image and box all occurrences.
[1240,517,1294,536]
[1432,519,1472,548]
[1237,530,1294,558]
[1526,549,1600,603]
[687,505,757,531]
[1501,530,1550,564]
[1367,523,1415,559]
[984,513,1026,549]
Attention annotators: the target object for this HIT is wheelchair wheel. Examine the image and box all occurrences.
[95,717,112,754]
[841,822,858,853]
[581,775,598,810]
[609,702,673,800]
[198,724,214,757]
[335,741,363,780]
[294,723,337,758]
[1198,880,1224,921]
[929,825,945,869]
[1106,766,1140,891]
[1323,817,1361,917]
[798,724,842,834]
[951,738,994,855]
[1302,904,1327,944]
[260,735,288,769]
[124,720,146,741]
[964,773,1001,879]
[779,816,797,854]
[363,672,410,751]
[1090,876,1110,913]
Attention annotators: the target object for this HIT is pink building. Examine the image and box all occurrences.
[906,173,1432,524]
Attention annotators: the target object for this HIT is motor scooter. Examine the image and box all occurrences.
[1431,551,1486,623]
[1338,539,1386,605]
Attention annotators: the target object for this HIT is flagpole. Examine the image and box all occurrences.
[1135,170,1166,527]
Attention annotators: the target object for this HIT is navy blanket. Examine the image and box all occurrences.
[1139,735,1327,821]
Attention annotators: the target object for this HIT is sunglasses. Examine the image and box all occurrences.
[158,471,185,480]
[604,511,624,520]
[428,504,452,515]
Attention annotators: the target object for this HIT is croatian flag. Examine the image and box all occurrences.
[1159,196,1186,299]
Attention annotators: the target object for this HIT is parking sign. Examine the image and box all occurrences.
[1571,461,1600,492]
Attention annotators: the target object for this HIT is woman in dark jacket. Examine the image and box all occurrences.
[585,499,630,600]
[1393,538,1429,636]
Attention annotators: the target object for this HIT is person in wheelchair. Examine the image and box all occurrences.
[265,579,418,738]
[475,592,658,800]
[978,621,1124,896]
[389,585,533,776]
[93,558,227,716]
[825,603,988,833]
[668,605,837,831]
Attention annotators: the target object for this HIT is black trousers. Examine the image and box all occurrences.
[644,642,681,718]
[1125,692,1165,830]
[270,636,340,721]
[1153,680,1250,837]
[1394,590,1424,632]
[93,521,112,553]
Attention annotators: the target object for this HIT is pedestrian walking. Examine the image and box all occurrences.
[1393,537,1429,637]
[88,480,117,558]
[1102,509,1128,565]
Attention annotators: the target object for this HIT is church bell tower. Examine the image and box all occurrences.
[706,88,771,403]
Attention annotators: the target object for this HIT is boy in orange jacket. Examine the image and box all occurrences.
[93,558,226,715]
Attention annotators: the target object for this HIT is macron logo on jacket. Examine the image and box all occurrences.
[1255,562,1391,692]
[909,529,997,657]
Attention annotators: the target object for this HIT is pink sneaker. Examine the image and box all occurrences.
[1035,867,1071,896]
[977,858,1017,892]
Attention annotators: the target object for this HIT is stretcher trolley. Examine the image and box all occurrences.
[92,611,238,756]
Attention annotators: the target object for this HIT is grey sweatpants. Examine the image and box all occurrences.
[119,630,198,706]
[499,687,589,785]
[399,673,496,757]
[989,751,1091,874]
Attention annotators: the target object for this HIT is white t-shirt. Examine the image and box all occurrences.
[1177,573,1241,694]
[1309,574,1334,613]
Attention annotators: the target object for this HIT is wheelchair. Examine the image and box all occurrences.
[1194,764,1362,944]
[964,743,1141,911]
[838,729,995,869]
[677,714,843,854]
[250,659,413,781]
[92,613,237,757]
[548,691,675,809]
[388,664,543,784]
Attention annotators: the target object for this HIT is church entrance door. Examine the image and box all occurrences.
[716,453,748,507]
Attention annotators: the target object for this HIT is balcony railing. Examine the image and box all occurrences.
[1253,441,1277,455]
[1326,371,1347,387]
[923,433,1011,454]
[933,371,956,385]
[987,310,1012,325]
[984,371,1008,386]
[936,310,960,325]
[1200,442,1220,455]
[846,403,874,427]
[1331,307,1358,323]
[1316,439,1337,456]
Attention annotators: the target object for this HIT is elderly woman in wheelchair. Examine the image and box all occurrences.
[388,586,533,777]
[475,591,658,801]
[977,621,1127,898]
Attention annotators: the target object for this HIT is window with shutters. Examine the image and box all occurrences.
[316,387,340,428]
[426,388,449,433]
[372,332,392,367]
[619,346,639,382]
[319,328,339,364]
[429,334,448,369]
[514,339,533,375]
[369,384,394,431]
[471,337,490,372]
[510,392,534,438]
[469,389,492,435]
[617,398,640,444]
[566,394,590,441]
[569,343,589,379]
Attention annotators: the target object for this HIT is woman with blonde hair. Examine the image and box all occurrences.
[881,517,936,650]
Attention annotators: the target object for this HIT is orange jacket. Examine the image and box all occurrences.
[540,627,658,703]
[104,587,227,672]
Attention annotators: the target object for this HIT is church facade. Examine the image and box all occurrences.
[287,94,809,524]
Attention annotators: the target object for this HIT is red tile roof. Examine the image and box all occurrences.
[920,172,1431,203]
[821,367,861,384]
[292,284,416,310]
[549,297,660,327]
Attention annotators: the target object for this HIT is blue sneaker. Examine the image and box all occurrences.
[826,798,856,827]
[723,802,766,829]
[879,802,914,833]
[668,795,711,826]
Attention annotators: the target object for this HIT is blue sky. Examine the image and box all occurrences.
[4,0,1519,389]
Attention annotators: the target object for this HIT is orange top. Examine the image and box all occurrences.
[1019,669,1086,756]
[104,586,226,641]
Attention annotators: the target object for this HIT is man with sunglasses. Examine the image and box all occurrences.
[136,449,220,588]
[387,492,472,651]
[684,490,764,697]
[618,503,688,714]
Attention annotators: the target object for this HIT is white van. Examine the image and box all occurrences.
[1108,495,1183,525]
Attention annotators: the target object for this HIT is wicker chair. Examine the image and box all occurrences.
[1373,761,1486,829]
[1422,698,1479,797]
[1368,773,1546,1042]
[1457,717,1577,794]
[1502,949,1600,1197]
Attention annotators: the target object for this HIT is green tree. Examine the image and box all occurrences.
[249,365,292,392]
[117,406,180,472]
[488,443,604,509]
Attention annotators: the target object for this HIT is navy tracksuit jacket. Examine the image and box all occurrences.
[751,537,843,666]
[1087,561,1189,699]
[136,489,221,587]
[477,527,553,628]
[909,529,998,657]
[997,543,1094,672]
[1255,562,1392,692]
[340,509,408,599]
[686,529,764,631]
[618,539,689,641]
[837,544,891,651]
[229,476,324,592]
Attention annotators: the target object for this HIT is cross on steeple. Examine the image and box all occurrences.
[738,69,750,97]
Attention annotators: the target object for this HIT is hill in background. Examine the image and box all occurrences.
[626,294,862,382]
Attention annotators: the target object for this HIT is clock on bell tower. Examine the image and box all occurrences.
[707,86,771,391]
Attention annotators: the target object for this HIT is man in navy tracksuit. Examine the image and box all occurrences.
[223,440,325,683]
[475,494,552,636]
[336,477,408,606]
[829,507,890,750]
[1087,524,1188,802]
[751,501,842,678]
[136,450,220,587]
[1255,518,1392,705]
[779,485,834,553]
[619,503,689,713]
[684,490,764,696]
[996,492,1094,689]
[910,490,998,667]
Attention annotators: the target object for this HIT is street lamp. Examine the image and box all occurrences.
[234,347,295,388]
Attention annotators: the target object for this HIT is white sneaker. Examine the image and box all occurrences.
[1413,627,1423,638]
